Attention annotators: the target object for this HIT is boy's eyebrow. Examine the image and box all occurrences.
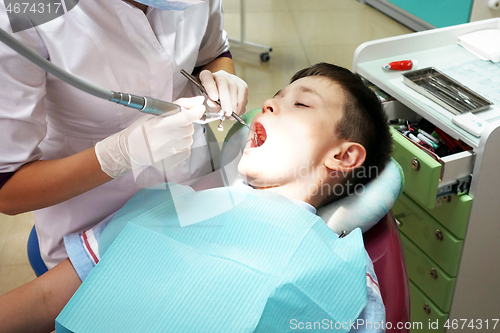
[298,86,322,99]
[274,86,322,99]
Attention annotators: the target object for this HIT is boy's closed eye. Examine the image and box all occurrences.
[294,102,310,108]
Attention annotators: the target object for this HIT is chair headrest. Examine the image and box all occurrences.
[220,109,404,234]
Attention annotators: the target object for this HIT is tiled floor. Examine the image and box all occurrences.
[0,0,412,306]
[0,211,37,295]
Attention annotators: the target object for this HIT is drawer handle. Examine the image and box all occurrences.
[430,268,438,279]
[394,212,405,220]
[411,157,421,171]
[423,303,432,315]
[435,229,444,241]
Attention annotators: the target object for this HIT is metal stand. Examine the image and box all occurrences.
[228,0,273,62]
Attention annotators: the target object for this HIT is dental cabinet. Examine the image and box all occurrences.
[358,0,500,32]
[353,19,500,332]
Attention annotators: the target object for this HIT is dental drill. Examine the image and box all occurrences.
[0,27,216,121]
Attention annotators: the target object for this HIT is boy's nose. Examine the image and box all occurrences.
[262,99,277,114]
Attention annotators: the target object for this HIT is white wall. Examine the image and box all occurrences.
[471,0,500,21]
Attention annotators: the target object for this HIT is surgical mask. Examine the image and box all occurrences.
[133,0,204,11]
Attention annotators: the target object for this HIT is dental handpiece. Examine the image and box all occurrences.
[0,27,180,116]
[110,92,180,116]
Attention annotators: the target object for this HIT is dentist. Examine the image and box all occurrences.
[0,0,247,269]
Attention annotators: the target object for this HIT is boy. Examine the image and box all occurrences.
[0,63,392,332]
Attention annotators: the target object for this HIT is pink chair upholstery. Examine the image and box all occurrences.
[363,212,410,333]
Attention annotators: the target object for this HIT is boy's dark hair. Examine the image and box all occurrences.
[291,63,392,197]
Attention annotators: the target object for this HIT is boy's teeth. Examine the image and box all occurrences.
[253,122,267,147]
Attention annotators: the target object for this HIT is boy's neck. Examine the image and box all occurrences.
[253,181,323,209]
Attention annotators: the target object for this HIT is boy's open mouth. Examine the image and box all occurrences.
[254,121,267,147]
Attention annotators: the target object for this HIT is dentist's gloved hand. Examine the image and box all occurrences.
[199,69,248,117]
[95,96,206,178]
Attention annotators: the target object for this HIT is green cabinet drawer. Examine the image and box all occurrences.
[391,128,441,209]
[422,194,472,239]
[391,128,473,210]
[409,282,447,333]
[393,193,464,277]
[401,233,456,313]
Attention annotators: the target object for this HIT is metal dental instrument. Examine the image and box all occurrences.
[425,78,470,111]
[456,91,476,108]
[180,69,258,143]
[428,76,477,109]
[0,27,181,116]
[180,69,226,129]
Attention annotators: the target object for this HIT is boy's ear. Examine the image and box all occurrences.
[324,142,366,171]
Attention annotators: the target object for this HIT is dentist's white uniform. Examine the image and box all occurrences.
[0,0,229,268]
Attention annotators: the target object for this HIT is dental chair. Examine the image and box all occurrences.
[28,109,410,332]
[364,212,410,332]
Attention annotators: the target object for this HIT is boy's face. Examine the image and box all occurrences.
[238,76,345,188]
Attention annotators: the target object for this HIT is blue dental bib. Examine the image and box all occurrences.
[56,185,367,332]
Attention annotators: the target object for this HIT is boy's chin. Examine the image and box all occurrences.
[237,166,256,183]
[237,163,265,186]
[237,156,257,175]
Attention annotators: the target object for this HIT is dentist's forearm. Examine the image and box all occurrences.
[0,147,112,215]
